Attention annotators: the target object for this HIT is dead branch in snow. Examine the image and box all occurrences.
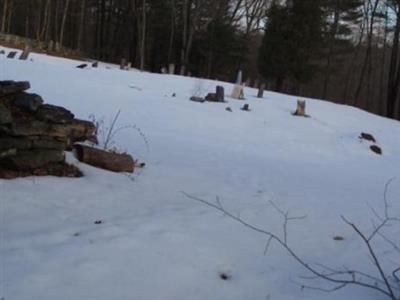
[182,179,400,299]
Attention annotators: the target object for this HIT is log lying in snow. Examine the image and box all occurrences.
[73,144,134,173]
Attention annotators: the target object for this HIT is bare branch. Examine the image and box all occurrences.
[263,236,273,255]
[393,268,400,283]
[182,191,395,298]
[268,200,307,245]
[341,216,396,299]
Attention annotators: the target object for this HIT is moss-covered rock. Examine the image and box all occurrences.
[36,104,75,124]
[0,81,30,96]
[4,149,65,170]
[14,93,44,112]
[0,102,12,124]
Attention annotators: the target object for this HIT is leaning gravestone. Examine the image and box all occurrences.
[293,100,308,117]
[19,46,30,60]
[257,83,265,98]
[6,51,17,59]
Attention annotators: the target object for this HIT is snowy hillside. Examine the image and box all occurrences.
[1,48,400,300]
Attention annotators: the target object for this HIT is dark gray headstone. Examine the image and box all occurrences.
[7,51,17,59]
[19,46,31,60]
[257,83,265,98]
[216,86,224,102]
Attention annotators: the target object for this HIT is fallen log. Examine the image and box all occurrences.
[73,144,134,173]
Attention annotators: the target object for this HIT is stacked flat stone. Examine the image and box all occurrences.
[0,80,95,178]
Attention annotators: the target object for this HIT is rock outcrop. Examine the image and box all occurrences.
[0,80,95,179]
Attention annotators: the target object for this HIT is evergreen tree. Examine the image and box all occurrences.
[319,0,364,99]
[258,0,325,92]
[257,3,292,91]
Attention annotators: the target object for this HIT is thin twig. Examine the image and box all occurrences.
[181,191,394,298]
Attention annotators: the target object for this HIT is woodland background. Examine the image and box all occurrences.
[1,0,400,120]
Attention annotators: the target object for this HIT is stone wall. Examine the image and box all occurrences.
[0,33,82,58]
[0,81,95,179]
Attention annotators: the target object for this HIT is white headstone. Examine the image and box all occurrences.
[236,70,242,85]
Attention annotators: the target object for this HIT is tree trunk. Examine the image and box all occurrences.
[167,0,176,65]
[322,8,339,100]
[387,9,400,119]
[378,3,389,116]
[276,77,284,92]
[180,0,189,75]
[77,0,86,51]
[342,11,366,103]
[354,0,379,108]
[140,0,146,71]
[59,0,71,49]
[1,0,8,32]
[37,0,51,45]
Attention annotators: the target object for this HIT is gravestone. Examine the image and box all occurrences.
[7,51,17,59]
[257,83,265,98]
[19,46,31,60]
[293,100,307,117]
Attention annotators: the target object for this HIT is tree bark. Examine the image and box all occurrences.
[140,0,146,71]
[322,7,339,100]
[354,0,379,108]
[180,0,189,75]
[1,0,8,32]
[59,0,71,49]
[167,0,176,65]
[77,0,86,51]
[387,8,400,118]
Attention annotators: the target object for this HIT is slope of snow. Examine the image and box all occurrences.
[1,47,400,300]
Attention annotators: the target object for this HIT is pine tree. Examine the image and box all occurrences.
[257,3,292,91]
[258,0,324,92]
[320,0,364,99]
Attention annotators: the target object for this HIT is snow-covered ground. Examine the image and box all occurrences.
[1,47,399,300]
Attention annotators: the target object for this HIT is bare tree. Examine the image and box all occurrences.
[167,0,177,65]
[77,0,87,51]
[140,0,146,71]
[1,0,9,32]
[354,0,380,108]
[180,0,213,75]
[243,0,267,35]
[59,0,71,49]
[387,0,400,119]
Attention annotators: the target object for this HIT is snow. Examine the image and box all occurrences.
[1,47,400,300]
